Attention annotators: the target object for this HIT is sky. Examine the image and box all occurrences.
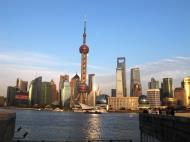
[0,0,190,96]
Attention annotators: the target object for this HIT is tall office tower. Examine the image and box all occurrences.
[70,74,80,108]
[181,77,190,106]
[130,68,142,97]
[16,78,28,92]
[116,57,127,97]
[174,88,185,107]
[147,89,161,108]
[78,19,89,104]
[50,80,58,103]
[61,80,70,109]
[59,75,69,93]
[111,89,116,97]
[148,77,159,89]
[161,78,173,98]
[88,74,95,93]
[7,86,16,106]
[40,82,52,106]
[29,76,42,106]
[59,75,69,105]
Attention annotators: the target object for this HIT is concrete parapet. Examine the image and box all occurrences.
[139,113,190,142]
[0,109,16,142]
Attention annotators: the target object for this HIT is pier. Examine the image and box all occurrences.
[139,113,190,142]
[0,109,16,142]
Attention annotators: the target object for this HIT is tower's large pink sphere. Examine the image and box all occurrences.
[79,44,89,54]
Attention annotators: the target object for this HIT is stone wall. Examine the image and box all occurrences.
[139,113,190,142]
[0,109,16,142]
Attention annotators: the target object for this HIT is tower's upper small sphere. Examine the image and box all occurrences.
[80,44,89,54]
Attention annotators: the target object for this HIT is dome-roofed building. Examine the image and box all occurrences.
[138,95,150,109]
[96,94,109,105]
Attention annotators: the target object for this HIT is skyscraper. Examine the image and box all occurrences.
[160,78,175,107]
[161,78,173,98]
[40,82,52,106]
[70,74,80,108]
[59,75,69,105]
[29,76,42,106]
[59,75,69,93]
[50,80,58,103]
[174,87,185,107]
[181,77,190,107]
[88,74,95,94]
[78,19,89,104]
[16,78,28,92]
[148,77,159,89]
[116,57,127,97]
[61,80,70,109]
[7,86,16,106]
[130,68,142,97]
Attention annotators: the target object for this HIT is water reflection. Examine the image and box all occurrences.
[86,114,101,140]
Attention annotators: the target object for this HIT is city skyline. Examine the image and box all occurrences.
[1,0,190,96]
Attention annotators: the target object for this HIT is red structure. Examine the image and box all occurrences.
[78,20,89,104]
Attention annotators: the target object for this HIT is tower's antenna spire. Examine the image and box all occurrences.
[83,16,87,44]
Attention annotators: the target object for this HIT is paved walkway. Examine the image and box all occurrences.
[176,113,190,118]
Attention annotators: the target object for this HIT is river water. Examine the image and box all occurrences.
[14,109,140,142]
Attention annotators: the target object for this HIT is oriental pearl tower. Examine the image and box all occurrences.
[78,19,89,104]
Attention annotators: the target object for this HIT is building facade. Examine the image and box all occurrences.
[61,80,70,109]
[111,89,116,97]
[130,68,142,97]
[148,77,159,89]
[29,76,42,106]
[50,80,58,103]
[182,77,190,107]
[147,89,161,108]
[7,86,16,106]
[174,87,185,107]
[15,91,29,106]
[40,82,52,106]
[16,78,28,92]
[108,97,139,110]
[116,57,127,97]
[161,78,174,106]
[88,74,95,94]
[70,74,80,108]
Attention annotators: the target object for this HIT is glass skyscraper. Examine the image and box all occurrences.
[61,80,70,109]
[40,82,52,106]
[130,68,142,97]
[116,57,127,97]
[29,76,42,106]
[181,77,190,106]
[148,77,159,89]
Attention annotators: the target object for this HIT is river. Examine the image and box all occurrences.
[13,109,140,141]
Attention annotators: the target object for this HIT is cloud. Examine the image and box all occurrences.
[0,51,190,97]
[0,51,108,97]
[97,57,190,95]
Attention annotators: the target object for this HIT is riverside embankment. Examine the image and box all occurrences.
[139,113,190,142]
[0,109,16,142]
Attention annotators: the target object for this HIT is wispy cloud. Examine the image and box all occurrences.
[96,57,190,95]
[0,51,108,96]
[0,51,190,97]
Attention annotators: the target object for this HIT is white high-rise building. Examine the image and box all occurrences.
[61,80,70,108]
[147,89,161,108]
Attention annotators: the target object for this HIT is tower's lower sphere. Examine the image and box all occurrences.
[80,44,89,54]
[78,83,88,93]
